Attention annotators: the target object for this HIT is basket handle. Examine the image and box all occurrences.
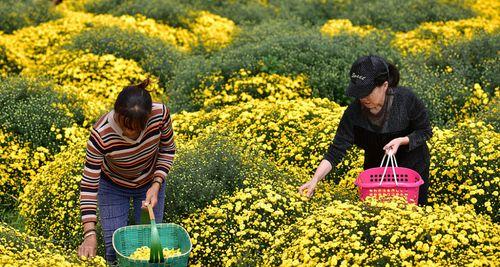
[146,203,155,220]
[380,150,400,167]
[389,153,399,186]
[391,152,399,167]
[379,153,391,185]
[379,152,399,186]
[379,153,388,167]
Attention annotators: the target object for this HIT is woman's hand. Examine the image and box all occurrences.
[78,222,97,259]
[383,137,409,155]
[78,235,97,258]
[298,178,320,198]
[298,160,333,198]
[142,182,161,209]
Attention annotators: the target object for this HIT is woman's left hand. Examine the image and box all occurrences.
[383,137,409,155]
[142,182,161,208]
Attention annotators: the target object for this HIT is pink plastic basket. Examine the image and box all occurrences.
[354,153,424,205]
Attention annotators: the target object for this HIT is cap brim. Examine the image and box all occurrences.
[346,81,374,99]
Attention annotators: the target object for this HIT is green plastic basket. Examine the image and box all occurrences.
[112,223,192,267]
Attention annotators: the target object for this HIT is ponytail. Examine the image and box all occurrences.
[136,78,151,92]
[387,62,400,88]
[372,56,400,89]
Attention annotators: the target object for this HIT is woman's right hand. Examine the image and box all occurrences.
[78,234,97,258]
[298,178,320,198]
[298,160,332,198]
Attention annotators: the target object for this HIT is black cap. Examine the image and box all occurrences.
[345,55,389,99]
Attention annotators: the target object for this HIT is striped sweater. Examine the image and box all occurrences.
[80,103,176,224]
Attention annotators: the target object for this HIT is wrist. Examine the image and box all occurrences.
[400,136,410,145]
[312,176,322,184]
[84,232,97,241]
[84,228,96,234]
[152,176,164,184]
[151,181,161,191]
[83,221,96,231]
[83,229,97,240]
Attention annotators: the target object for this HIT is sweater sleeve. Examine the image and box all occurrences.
[406,92,433,151]
[80,128,104,224]
[152,105,176,183]
[323,106,354,168]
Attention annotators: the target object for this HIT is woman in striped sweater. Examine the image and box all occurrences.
[77,79,176,263]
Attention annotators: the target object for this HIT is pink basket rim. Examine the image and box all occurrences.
[354,166,424,187]
[354,181,424,188]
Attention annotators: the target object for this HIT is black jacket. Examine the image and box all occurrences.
[324,86,433,180]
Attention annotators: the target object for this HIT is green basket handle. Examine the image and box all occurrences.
[145,204,164,263]
[140,206,149,225]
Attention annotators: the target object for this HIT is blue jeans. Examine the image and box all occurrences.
[97,175,166,263]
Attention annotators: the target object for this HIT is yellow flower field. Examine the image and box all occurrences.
[0,0,498,266]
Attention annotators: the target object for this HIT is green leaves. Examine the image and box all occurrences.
[0,77,84,152]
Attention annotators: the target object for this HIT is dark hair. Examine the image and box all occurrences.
[372,56,400,88]
[114,78,153,131]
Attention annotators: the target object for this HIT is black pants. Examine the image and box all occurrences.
[418,174,430,206]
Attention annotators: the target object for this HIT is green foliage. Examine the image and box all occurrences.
[169,28,401,112]
[424,33,499,94]
[331,0,475,31]
[0,76,84,152]
[84,0,123,13]
[231,19,309,45]
[85,0,191,28]
[86,0,474,30]
[402,33,500,127]
[402,64,469,127]
[186,0,277,26]
[164,134,280,222]
[0,209,24,232]
[0,0,62,34]
[70,26,183,86]
[272,0,342,26]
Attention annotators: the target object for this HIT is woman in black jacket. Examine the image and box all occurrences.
[299,55,433,205]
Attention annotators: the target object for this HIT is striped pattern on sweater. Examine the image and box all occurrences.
[80,103,176,224]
